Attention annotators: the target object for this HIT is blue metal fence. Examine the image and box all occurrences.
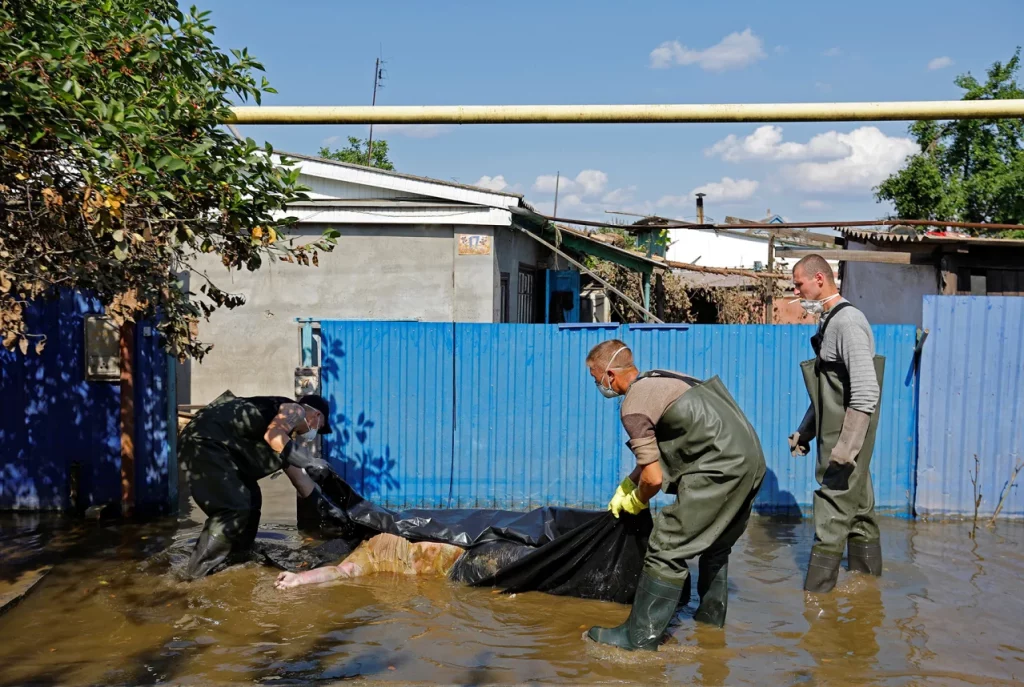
[917,296,1024,518]
[319,320,919,514]
[0,293,176,513]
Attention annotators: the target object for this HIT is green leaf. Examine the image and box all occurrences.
[113,244,128,261]
[156,155,173,170]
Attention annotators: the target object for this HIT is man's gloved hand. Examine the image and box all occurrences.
[789,432,811,457]
[281,440,332,483]
[827,408,871,467]
[619,490,648,517]
[607,477,636,515]
[609,478,648,518]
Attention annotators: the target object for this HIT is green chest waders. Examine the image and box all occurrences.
[589,373,766,649]
[801,305,885,593]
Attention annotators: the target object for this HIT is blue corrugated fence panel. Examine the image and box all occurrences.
[918,296,1024,518]
[319,321,454,509]
[133,322,175,516]
[317,320,917,513]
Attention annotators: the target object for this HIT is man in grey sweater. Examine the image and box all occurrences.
[789,254,885,593]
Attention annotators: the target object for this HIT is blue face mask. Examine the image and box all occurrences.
[595,346,628,399]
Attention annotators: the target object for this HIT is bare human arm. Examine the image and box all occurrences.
[263,402,307,452]
[628,460,663,503]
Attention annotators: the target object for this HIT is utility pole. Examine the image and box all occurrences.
[695,192,706,224]
[366,56,384,164]
[553,171,561,218]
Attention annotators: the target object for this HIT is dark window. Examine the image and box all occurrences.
[517,265,536,323]
[500,273,510,323]
[957,268,1024,296]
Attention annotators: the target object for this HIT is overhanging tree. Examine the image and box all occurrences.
[318,136,394,170]
[0,0,336,359]
[875,49,1024,236]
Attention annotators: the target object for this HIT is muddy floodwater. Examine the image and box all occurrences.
[2,476,1023,686]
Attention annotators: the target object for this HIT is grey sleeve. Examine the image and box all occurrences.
[835,321,880,413]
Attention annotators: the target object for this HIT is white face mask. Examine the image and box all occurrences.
[298,407,320,442]
[800,293,840,316]
[595,346,628,399]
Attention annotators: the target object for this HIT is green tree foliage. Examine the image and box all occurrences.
[318,136,394,170]
[0,0,337,359]
[876,49,1024,236]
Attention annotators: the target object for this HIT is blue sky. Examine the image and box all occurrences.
[196,0,1023,223]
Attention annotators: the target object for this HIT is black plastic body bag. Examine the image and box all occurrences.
[263,471,654,605]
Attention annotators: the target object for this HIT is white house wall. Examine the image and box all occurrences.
[666,229,770,269]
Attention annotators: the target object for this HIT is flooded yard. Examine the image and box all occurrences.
[1,477,1023,686]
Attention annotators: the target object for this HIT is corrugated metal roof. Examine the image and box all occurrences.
[917,296,1024,518]
[546,224,665,271]
[840,227,1024,247]
[279,150,525,200]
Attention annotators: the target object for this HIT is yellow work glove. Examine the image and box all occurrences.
[607,477,636,517]
[608,479,648,518]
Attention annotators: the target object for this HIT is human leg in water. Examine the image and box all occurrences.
[693,484,759,627]
[586,571,684,651]
[275,533,465,589]
[183,442,259,580]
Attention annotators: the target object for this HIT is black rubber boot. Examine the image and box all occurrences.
[847,539,883,576]
[185,528,234,580]
[694,556,729,628]
[587,572,684,651]
[803,550,842,593]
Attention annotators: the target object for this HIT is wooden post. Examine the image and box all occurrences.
[766,235,776,324]
[119,321,135,518]
[940,255,958,294]
[655,272,665,321]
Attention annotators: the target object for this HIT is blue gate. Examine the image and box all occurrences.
[0,292,177,513]
[319,321,919,514]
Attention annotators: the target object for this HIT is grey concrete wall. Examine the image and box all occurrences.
[842,240,938,327]
[453,227,497,323]
[495,228,551,322]
[185,224,499,404]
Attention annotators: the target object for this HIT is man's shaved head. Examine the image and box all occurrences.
[586,339,634,371]
[793,254,835,284]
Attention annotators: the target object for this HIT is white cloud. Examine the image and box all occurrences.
[532,169,608,196]
[574,169,608,195]
[708,125,919,194]
[321,135,341,146]
[823,47,842,57]
[373,124,451,138]
[928,56,954,71]
[690,177,760,202]
[784,127,919,193]
[815,81,832,93]
[774,45,789,54]
[800,199,829,210]
[601,186,636,204]
[706,125,851,162]
[533,174,564,194]
[473,175,509,192]
[649,29,766,72]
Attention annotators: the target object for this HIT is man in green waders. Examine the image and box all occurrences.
[178,392,334,579]
[789,254,884,593]
[584,340,766,651]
